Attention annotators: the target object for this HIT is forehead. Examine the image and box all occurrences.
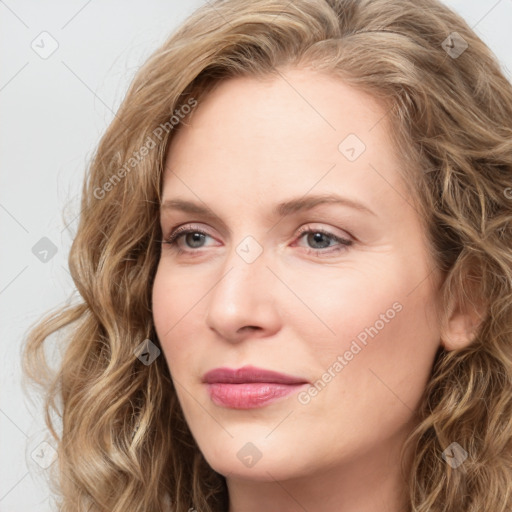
[168,68,390,156]
[162,68,408,219]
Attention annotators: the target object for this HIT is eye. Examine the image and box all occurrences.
[162,224,215,253]
[161,223,353,256]
[294,225,353,255]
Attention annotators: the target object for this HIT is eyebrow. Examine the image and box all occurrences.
[160,193,377,223]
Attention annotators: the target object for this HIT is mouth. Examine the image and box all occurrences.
[202,365,309,409]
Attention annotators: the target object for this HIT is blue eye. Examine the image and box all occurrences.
[162,224,353,256]
[163,225,212,252]
[295,227,353,254]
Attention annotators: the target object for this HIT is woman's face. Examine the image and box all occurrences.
[152,68,443,483]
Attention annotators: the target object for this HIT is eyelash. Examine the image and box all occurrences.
[161,224,353,257]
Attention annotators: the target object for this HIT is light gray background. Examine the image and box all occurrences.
[1,1,511,510]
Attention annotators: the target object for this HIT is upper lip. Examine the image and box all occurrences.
[202,365,309,384]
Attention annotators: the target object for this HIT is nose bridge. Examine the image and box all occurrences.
[211,234,268,309]
[205,233,279,337]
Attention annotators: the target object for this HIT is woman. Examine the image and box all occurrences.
[24,0,512,511]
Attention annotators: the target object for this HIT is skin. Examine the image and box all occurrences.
[151,67,463,512]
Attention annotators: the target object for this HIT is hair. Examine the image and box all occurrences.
[23,0,512,511]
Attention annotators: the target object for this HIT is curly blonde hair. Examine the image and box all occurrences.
[23,0,512,511]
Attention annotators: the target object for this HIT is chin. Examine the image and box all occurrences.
[202,441,312,482]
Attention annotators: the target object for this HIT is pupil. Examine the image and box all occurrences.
[309,232,329,248]
[187,232,204,247]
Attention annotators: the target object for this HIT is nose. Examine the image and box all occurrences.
[204,243,281,343]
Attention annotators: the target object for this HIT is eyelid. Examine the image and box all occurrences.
[163,223,216,244]
[163,221,353,241]
[295,223,353,242]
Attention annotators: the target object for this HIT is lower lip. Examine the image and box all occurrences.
[206,382,307,409]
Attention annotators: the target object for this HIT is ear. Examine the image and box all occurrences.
[440,287,487,351]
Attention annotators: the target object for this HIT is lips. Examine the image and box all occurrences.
[202,365,308,385]
[202,365,309,409]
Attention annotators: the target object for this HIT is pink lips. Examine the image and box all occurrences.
[202,365,309,409]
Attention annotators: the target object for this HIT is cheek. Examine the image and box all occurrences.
[151,265,193,370]
[279,265,400,348]
[151,262,220,382]
[287,260,440,381]
[152,262,200,329]
[320,283,439,418]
